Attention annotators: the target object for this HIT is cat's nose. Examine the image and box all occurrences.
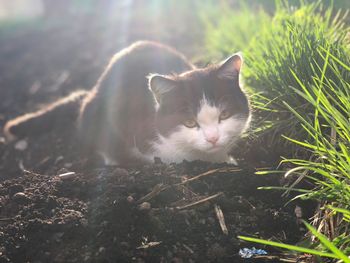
[206,135,219,145]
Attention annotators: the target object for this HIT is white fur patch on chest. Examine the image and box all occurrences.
[149,131,230,163]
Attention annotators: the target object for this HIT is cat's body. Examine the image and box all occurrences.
[4,41,251,165]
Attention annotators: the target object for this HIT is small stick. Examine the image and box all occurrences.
[177,167,241,186]
[183,244,194,254]
[136,183,168,204]
[214,204,228,235]
[137,241,162,249]
[58,172,76,180]
[136,167,240,204]
[175,192,223,211]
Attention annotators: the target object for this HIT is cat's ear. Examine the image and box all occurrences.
[148,74,176,104]
[217,53,243,80]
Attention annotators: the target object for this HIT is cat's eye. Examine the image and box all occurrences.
[219,110,231,120]
[183,119,198,128]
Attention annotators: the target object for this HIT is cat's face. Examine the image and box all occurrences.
[149,54,250,155]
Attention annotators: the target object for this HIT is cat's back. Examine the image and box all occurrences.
[117,40,194,73]
[78,41,194,162]
[99,41,194,94]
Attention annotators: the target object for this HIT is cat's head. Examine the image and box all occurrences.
[148,54,250,155]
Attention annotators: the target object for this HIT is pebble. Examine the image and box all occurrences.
[126,196,134,203]
[138,202,151,211]
[14,140,28,151]
[98,247,106,254]
[58,172,76,180]
[8,184,24,196]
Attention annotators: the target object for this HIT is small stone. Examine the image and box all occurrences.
[8,184,24,196]
[98,247,106,254]
[58,172,76,180]
[12,192,29,204]
[126,196,134,203]
[83,255,91,262]
[138,202,151,211]
[14,140,28,151]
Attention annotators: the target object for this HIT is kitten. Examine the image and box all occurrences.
[4,41,251,165]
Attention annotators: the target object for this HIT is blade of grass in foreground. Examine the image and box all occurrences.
[238,221,350,262]
[238,235,337,259]
[305,222,350,263]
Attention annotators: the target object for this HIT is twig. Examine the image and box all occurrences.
[183,243,194,254]
[177,167,241,186]
[136,167,240,204]
[175,192,223,211]
[214,204,228,235]
[136,183,168,204]
[137,241,162,249]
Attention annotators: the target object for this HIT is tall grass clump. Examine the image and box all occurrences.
[203,1,350,149]
[203,1,350,260]
[282,48,350,257]
[245,50,350,261]
[244,2,350,144]
[201,2,270,59]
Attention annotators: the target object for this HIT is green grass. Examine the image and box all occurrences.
[203,1,350,149]
[245,2,349,143]
[239,222,350,262]
[201,1,270,59]
[247,49,350,260]
[203,0,350,260]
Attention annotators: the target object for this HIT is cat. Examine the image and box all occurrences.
[3,41,251,165]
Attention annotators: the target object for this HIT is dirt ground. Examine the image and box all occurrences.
[0,5,307,263]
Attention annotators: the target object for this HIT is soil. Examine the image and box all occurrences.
[0,5,306,263]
